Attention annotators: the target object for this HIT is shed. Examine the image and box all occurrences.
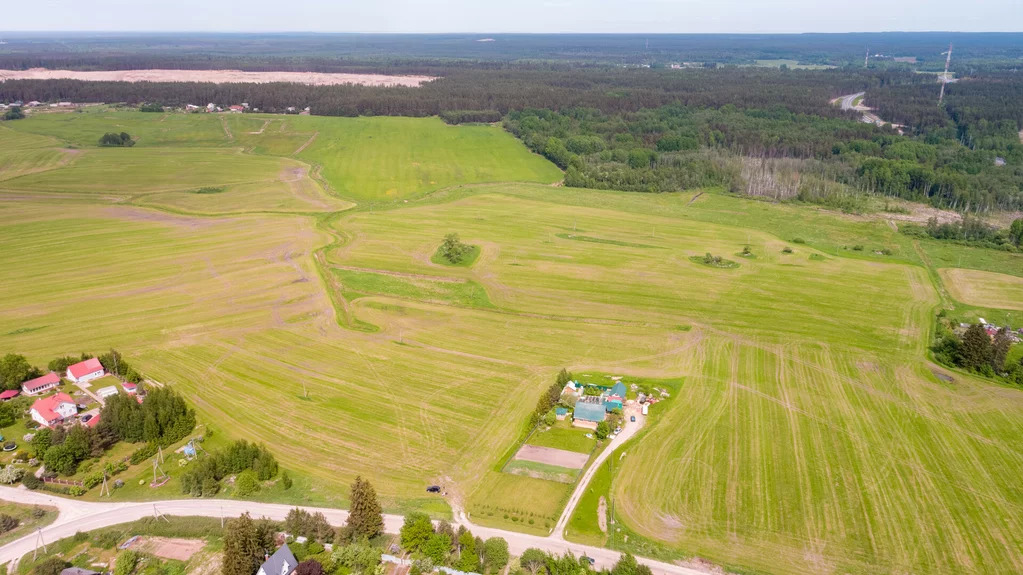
[0,390,20,401]
[97,386,119,398]
[555,407,568,421]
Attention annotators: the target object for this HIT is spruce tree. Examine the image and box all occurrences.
[344,475,383,541]
[222,513,263,575]
[960,324,993,371]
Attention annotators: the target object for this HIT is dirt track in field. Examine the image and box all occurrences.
[513,444,589,469]
[0,68,435,87]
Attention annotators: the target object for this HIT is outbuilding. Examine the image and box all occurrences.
[21,372,61,396]
[0,390,19,402]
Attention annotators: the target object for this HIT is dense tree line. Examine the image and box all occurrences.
[900,216,1023,250]
[30,421,118,476]
[101,387,195,445]
[529,369,572,428]
[1,32,1020,69]
[0,67,888,118]
[507,104,1023,212]
[400,513,509,573]
[180,439,278,497]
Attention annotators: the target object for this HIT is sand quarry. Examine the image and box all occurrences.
[0,68,434,87]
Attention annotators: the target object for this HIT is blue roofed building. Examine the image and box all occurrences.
[573,398,606,429]
[605,381,627,411]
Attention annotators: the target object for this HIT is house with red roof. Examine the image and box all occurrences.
[0,390,20,401]
[21,372,61,396]
[122,382,138,395]
[30,393,77,427]
[66,358,105,384]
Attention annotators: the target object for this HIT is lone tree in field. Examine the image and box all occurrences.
[341,476,383,542]
[99,132,135,147]
[440,233,472,264]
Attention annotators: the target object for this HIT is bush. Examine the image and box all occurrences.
[32,557,69,575]
[99,132,135,147]
[782,246,794,254]
[114,549,139,575]
[68,485,86,496]
[792,238,806,244]
[0,513,19,533]
[130,443,158,465]
[234,469,260,496]
[22,472,42,490]
[0,464,24,484]
[281,471,293,490]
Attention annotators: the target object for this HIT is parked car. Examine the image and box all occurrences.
[80,414,93,423]
[426,485,441,493]
[630,416,636,422]
[581,556,595,566]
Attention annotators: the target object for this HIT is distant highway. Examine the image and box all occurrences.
[833,92,893,130]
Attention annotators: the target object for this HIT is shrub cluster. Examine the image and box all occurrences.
[180,440,278,497]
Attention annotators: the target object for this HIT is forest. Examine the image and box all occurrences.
[506,103,1023,212]
[2,45,1021,214]
[2,32,1022,68]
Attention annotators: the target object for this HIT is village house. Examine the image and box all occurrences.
[604,381,627,412]
[21,372,61,396]
[257,544,298,575]
[0,390,19,402]
[572,397,606,429]
[122,382,138,394]
[30,392,77,428]
[66,358,105,384]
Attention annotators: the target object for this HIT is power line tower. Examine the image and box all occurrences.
[864,48,869,68]
[31,528,48,561]
[938,42,953,105]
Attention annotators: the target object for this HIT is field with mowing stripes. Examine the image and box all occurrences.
[940,267,1023,311]
[2,110,1023,575]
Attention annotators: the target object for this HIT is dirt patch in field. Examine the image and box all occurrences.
[0,68,435,87]
[597,496,608,533]
[132,537,205,561]
[513,444,589,469]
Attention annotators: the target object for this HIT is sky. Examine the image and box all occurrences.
[5,0,1022,33]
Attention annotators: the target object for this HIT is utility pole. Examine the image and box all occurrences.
[32,528,47,561]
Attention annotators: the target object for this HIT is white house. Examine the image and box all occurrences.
[21,372,61,396]
[66,358,105,384]
[30,393,77,427]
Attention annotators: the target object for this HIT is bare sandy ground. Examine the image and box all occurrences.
[0,68,434,87]
[513,444,589,469]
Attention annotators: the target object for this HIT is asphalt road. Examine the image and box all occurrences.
[0,486,708,575]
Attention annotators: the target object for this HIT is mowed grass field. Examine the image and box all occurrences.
[2,111,1023,574]
[939,267,1023,311]
[6,110,562,202]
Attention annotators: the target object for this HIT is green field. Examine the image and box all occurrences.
[2,110,1023,574]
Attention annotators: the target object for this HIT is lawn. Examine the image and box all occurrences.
[0,501,58,548]
[526,421,597,454]
[2,112,1023,575]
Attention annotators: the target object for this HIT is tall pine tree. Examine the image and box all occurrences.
[341,476,383,542]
